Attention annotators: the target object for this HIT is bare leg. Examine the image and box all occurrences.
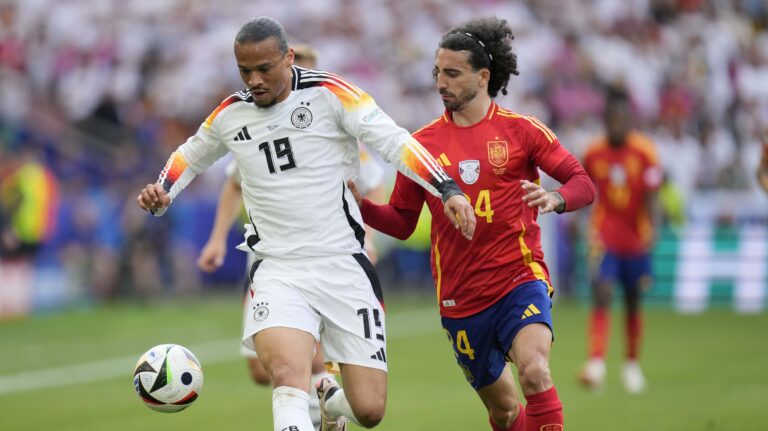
[322,364,387,428]
[254,327,316,431]
[476,365,524,430]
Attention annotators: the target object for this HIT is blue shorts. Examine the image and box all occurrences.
[598,252,652,291]
[440,280,553,390]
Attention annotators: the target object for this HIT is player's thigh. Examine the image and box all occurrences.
[593,252,619,305]
[595,251,620,283]
[508,323,553,365]
[313,254,387,373]
[239,277,272,386]
[494,281,554,391]
[476,363,520,413]
[338,363,387,414]
[508,323,553,395]
[592,279,613,306]
[244,259,321,390]
[253,326,316,391]
[442,307,508,391]
[620,254,652,311]
[242,259,321,351]
[495,281,554,357]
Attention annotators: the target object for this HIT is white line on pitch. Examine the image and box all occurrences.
[0,307,441,395]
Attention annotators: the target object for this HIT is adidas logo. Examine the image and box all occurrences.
[233,126,252,141]
[369,347,387,363]
[521,303,541,320]
[436,153,451,167]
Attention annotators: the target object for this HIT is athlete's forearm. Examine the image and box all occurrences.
[549,154,596,212]
[150,150,199,216]
[208,178,243,243]
[357,113,459,201]
[360,199,420,240]
[397,137,463,202]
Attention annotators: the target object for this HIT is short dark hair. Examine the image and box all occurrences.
[439,17,519,97]
[605,85,631,113]
[235,17,289,54]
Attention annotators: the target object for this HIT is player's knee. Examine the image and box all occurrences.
[488,403,520,429]
[249,369,271,386]
[352,400,386,428]
[246,359,271,386]
[268,362,302,388]
[517,357,552,393]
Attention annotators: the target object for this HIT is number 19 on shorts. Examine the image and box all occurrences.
[357,308,385,341]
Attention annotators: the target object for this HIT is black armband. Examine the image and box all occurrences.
[437,179,464,203]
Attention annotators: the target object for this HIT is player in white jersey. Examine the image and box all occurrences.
[136,17,475,431]
[196,43,383,431]
[196,44,343,431]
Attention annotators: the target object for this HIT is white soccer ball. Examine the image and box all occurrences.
[133,344,203,413]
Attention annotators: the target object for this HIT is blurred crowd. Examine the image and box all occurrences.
[1,0,767,305]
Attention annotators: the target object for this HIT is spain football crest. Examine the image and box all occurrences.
[487,141,509,167]
[458,160,480,185]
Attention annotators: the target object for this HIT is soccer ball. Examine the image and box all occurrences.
[133,344,203,413]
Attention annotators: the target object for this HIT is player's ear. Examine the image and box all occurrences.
[286,48,295,67]
[478,68,490,88]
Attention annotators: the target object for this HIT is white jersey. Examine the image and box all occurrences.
[225,143,385,197]
[156,66,459,259]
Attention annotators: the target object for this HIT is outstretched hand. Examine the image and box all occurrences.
[444,195,475,240]
[520,180,564,214]
[136,183,171,213]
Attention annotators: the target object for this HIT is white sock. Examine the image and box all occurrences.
[324,386,361,427]
[272,386,314,431]
[308,372,332,429]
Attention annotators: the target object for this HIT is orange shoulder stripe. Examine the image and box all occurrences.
[496,109,556,143]
[203,95,240,129]
[413,117,443,137]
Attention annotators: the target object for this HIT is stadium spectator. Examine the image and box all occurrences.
[0,140,58,318]
[136,17,474,431]
[356,17,595,431]
[580,87,662,394]
[1,0,767,320]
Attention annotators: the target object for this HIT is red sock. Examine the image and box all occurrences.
[525,386,563,431]
[488,403,525,431]
[626,311,642,360]
[588,307,609,359]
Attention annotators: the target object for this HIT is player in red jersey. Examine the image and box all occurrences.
[579,88,662,394]
[351,17,594,431]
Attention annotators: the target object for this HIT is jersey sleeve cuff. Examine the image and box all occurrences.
[437,179,464,203]
[150,207,167,217]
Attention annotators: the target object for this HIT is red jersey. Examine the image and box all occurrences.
[583,131,661,256]
[384,103,590,318]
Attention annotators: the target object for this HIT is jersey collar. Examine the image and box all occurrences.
[291,66,299,91]
[442,101,498,127]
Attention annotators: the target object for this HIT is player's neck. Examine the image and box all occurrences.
[451,96,492,127]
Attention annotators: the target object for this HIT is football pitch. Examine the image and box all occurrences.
[1,293,766,431]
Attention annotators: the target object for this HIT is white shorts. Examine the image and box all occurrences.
[240,252,259,358]
[241,253,387,372]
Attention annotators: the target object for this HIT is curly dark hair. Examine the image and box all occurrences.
[439,17,519,97]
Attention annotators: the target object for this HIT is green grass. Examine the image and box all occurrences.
[1,293,767,430]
